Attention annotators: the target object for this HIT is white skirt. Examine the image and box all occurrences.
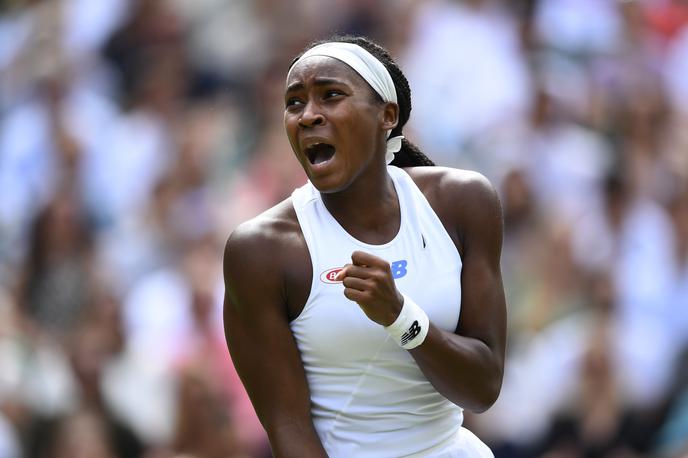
[404,427,493,458]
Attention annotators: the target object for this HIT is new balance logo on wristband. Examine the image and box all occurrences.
[400,320,421,345]
[386,295,429,350]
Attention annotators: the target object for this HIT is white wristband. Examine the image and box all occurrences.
[384,294,429,350]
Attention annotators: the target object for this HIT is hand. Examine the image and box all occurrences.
[335,251,404,326]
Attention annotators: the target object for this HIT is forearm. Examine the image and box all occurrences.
[409,323,503,412]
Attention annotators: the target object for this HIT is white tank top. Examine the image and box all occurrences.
[290,166,493,457]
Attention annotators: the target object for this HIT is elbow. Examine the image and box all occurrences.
[470,348,505,413]
[469,380,501,413]
[463,370,503,413]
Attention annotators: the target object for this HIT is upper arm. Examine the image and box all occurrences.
[448,171,507,369]
[223,222,322,452]
[403,167,507,409]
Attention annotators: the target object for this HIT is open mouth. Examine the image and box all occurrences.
[304,143,336,165]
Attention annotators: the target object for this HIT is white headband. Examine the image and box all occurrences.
[288,42,404,164]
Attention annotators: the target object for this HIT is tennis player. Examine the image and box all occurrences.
[223,35,506,457]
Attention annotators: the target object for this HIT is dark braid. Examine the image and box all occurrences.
[292,35,435,167]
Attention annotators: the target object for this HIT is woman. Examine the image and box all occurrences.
[223,36,506,457]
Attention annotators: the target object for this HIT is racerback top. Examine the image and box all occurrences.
[290,166,476,457]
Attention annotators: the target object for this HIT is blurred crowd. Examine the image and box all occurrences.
[0,0,686,457]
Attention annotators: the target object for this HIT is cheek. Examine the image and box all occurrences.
[283,111,294,132]
[347,103,381,137]
[284,118,308,168]
[284,115,298,147]
[343,112,380,153]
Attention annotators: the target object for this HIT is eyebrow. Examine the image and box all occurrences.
[285,77,348,93]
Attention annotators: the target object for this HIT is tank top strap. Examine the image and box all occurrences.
[291,182,321,302]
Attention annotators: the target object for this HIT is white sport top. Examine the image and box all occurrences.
[290,166,493,457]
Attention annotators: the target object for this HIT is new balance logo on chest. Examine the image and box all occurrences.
[390,260,408,279]
[320,259,409,284]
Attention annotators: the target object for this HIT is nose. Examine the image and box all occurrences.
[298,101,325,128]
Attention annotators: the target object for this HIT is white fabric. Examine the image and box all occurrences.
[290,166,492,457]
[289,42,403,163]
[290,42,397,105]
[385,293,430,349]
[385,134,404,164]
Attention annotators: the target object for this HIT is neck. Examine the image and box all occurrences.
[321,164,401,245]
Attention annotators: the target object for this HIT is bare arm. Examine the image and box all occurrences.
[409,171,506,412]
[223,218,327,457]
[337,170,506,412]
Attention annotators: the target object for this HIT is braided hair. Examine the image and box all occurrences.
[290,35,435,167]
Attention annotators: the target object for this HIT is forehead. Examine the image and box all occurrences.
[286,55,369,91]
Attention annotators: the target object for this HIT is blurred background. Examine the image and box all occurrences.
[0,0,686,456]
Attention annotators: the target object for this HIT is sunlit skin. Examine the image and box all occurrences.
[224,50,506,457]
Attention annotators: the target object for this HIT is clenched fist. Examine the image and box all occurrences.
[335,250,404,326]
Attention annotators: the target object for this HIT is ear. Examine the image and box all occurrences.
[381,102,399,132]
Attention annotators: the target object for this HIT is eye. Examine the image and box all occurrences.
[285,97,303,108]
[324,89,343,99]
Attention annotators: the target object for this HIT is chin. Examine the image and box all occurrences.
[308,172,350,194]
[309,179,345,194]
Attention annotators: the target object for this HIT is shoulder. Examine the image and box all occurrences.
[224,197,312,319]
[402,166,503,253]
[225,198,299,257]
[225,198,300,255]
[404,166,498,206]
[223,198,303,289]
